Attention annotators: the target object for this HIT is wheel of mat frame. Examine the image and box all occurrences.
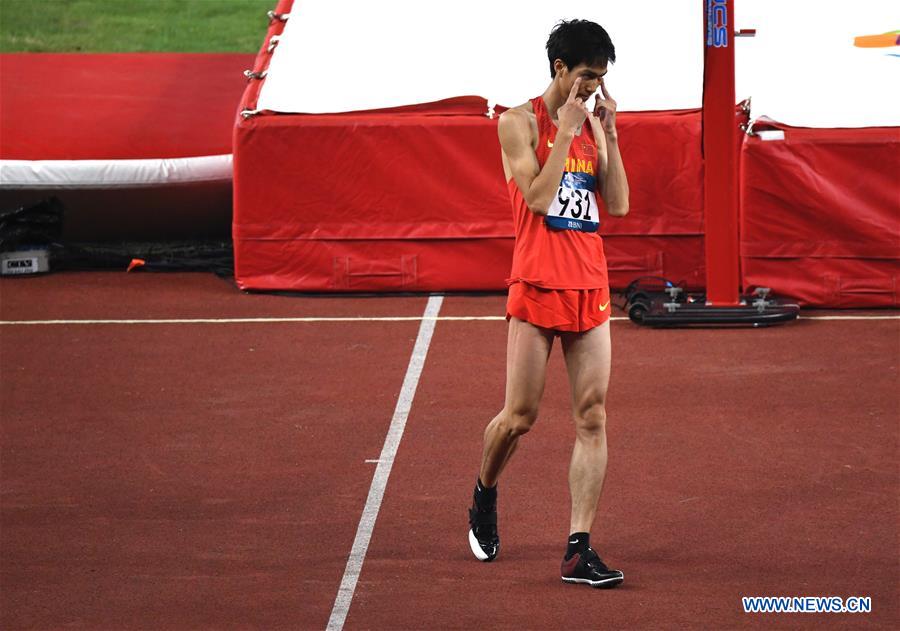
[628,300,650,323]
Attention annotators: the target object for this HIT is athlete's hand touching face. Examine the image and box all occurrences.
[588,78,617,135]
[557,77,588,135]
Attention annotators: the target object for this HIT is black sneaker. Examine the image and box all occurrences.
[467,505,499,562]
[560,547,624,588]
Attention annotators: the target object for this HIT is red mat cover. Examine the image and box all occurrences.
[0,53,253,160]
[740,119,900,306]
[232,105,707,291]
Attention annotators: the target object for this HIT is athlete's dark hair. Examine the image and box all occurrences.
[546,19,616,78]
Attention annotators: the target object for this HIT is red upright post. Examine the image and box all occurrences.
[702,0,741,305]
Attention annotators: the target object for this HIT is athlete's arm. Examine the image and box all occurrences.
[590,79,629,217]
[499,78,589,216]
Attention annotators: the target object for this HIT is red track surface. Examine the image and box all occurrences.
[1,273,898,629]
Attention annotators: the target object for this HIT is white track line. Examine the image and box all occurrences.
[799,315,900,320]
[326,294,443,631]
[0,316,496,325]
[0,314,897,325]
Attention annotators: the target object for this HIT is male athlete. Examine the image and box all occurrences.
[467,20,629,588]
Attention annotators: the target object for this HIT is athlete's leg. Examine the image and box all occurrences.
[478,316,554,487]
[560,320,612,534]
[558,320,623,587]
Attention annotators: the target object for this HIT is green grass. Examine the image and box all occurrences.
[0,0,276,52]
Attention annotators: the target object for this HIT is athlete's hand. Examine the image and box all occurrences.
[557,77,588,135]
[589,78,618,135]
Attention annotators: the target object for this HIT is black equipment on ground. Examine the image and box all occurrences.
[622,277,799,327]
[0,197,234,278]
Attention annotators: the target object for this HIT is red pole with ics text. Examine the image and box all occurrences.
[702,0,741,305]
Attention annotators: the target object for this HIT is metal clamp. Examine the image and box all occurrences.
[665,286,683,299]
[740,100,755,136]
[752,287,773,312]
[752,298,772,313]
[267,35,281,53]
[243,69,268,80]
[663,302,681,313]
[267,10,290,22]
[240,109,262,119]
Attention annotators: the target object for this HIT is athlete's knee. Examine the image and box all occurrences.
[574,399,607,437]
[500,404,539,437]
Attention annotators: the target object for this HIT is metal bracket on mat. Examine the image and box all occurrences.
[663,302,681,313]
[751,287,773,312]
[738,98,754,135]
[243,70,268,81]
[267,35,281,53]
[267,11,290,23]
[240,109,262,119]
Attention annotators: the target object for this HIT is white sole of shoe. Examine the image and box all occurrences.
[561,574,624,588]
[468,528,494,562]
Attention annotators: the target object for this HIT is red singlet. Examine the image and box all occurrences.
[505,96,611,332]
[506,96,610,291]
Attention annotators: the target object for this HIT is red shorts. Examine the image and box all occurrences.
[506,282,612,333]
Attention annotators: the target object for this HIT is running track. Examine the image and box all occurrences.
[1,273,897,629]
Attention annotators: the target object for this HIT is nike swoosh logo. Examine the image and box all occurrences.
[547,139,554,148]
[599,300,610,311]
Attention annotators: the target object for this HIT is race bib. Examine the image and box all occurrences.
[545,172,600,233]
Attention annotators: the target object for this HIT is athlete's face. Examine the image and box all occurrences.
[554,61,608,102]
